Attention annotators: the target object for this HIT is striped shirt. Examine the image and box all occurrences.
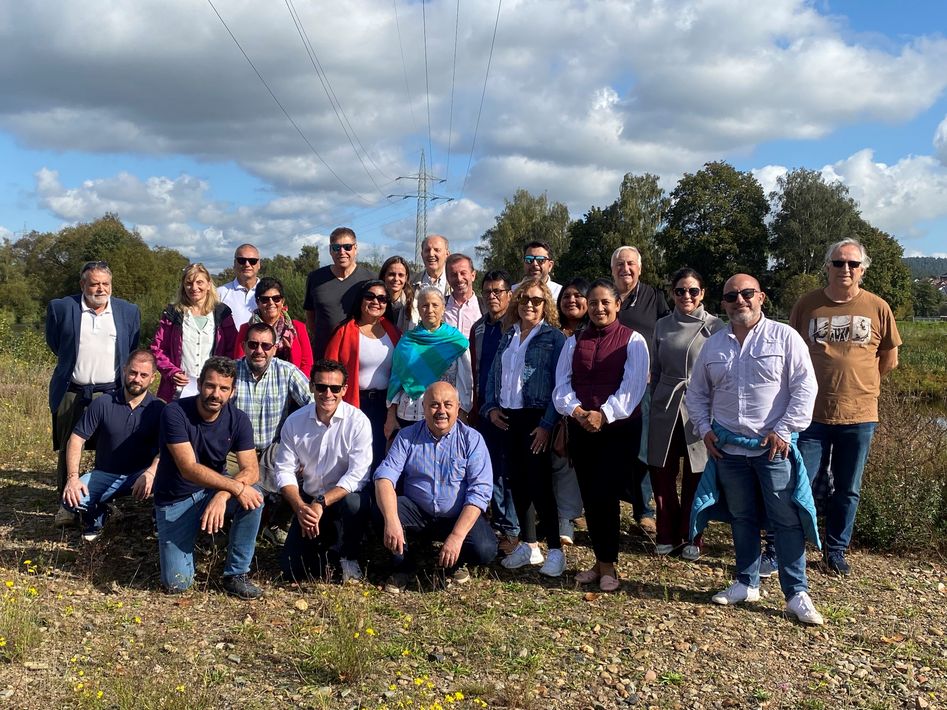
[232,357,312,450]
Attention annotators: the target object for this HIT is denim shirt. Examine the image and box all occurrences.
[480,322,565,431]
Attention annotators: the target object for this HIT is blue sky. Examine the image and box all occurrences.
[2,0,946,271]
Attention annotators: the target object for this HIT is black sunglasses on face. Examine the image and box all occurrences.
[246,340,275,351]
[524,255,550,264]
[236,257,259,266]
[363,292,389,304]
[674,287,702,298]
[257,295,283,304]
[330,242,356,253]
[519,296,545,308]
[313,383,344,393]
[722,288,759,303]
[831,260,861,270]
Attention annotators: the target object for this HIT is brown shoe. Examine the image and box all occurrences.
[498,536,520,556]
[638,517,657,536]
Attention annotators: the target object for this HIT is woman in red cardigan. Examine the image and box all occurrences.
[233,277,313,378]
[325,280,401,469]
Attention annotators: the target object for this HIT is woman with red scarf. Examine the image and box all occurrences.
[234,277,313,378]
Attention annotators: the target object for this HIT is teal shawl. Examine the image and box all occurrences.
[387,323,469,401]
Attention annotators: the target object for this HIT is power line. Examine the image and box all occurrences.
[392,0,420,140]
[205,0,371,203]
[460,0,503,199]
[421,0,434,167]
[284,0,393,188]
[444,0,460,186]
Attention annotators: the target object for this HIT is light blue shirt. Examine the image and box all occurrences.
[686,314,816,456]
[374,419,493,518]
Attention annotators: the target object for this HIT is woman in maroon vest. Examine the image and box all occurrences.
[553,279,650,592]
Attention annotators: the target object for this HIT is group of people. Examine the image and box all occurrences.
[44,228,900,626]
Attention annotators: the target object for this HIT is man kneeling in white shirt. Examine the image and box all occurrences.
[271,359,373,583]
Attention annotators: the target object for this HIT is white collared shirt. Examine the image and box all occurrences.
[686,314,817,456]
[72,299,117,385]
[217,278,258,328]
[499,323,541,409]
[271,400,373,496]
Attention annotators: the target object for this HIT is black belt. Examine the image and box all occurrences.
[359,388,387,401]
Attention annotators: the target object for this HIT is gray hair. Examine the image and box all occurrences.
[80,260,112,281]
[610,246,642,270]
[416,285,446,306]
[825,238,871,270]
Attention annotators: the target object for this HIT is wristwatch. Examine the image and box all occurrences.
[314,494,326,509]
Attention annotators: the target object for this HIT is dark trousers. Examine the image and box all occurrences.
[53,388,107,494]
[359,389,389,472]
[651,419,703,548]
[505,408,560,549]
[384,496,498,572]
[569,417,636,563]
[479,416,519,537]
[279,489,370,582]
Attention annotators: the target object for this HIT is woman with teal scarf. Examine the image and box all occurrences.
[384,287,469,438]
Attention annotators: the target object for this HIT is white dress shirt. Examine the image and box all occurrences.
[271,400,373,496]
[498,323,541,409]
[72,299,117,385]
[217,278,258,329]
[686,314,816,457]
[552,330,650,424]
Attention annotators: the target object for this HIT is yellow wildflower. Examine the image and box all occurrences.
[365,628,375,636]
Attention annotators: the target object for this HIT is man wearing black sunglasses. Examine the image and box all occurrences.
[304,227,373,360]
[789,238,900,577]
[218,244,262,329]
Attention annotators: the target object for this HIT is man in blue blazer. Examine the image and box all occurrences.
[46,261,141,518]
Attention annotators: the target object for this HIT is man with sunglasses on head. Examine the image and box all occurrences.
[231,322,313,545]
[789,239,900,577]
[218,244,262,329]
[46,260,141,525]
[512,241,561,300]
[304,227,374,360]
[688,274,822,625]
[270,359,373,584]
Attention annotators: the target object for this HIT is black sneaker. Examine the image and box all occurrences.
[222,574,263,599]
[824,551,851,577]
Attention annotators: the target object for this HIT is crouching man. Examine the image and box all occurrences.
[152,356,264,598]
[374,381,497,592]
[271,359,373,583]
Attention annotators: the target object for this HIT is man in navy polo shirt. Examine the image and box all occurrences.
[152,356,264,599]
[62,349,165,542]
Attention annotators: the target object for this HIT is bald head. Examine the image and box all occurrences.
[423,381,459,437]
[422,234,450,278]
[721,273,765,329]
[722,273,760,293]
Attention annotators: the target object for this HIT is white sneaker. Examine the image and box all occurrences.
[81,530,102,543]
[54,505,77,527]
[655,544,675,556]
[786,591,824,625]
[558,518,575,546]
[340,558,363,583]
[539,549,566,577]
[501,542,543,569]
[681,545,701,561]
[711,581,761,606]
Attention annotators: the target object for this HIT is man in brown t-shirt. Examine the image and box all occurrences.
[789,238,901,577]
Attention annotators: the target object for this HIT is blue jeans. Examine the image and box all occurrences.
[551,452,583,525]
[280,489,369,581]
[480,418,520,538]
[155,487,263,592]
[64,468,144,533]
[716,451,809,599]
[798,421,876,554]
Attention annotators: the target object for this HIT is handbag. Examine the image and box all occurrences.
[551,416,569,459]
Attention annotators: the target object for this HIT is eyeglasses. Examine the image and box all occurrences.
[831,260,861,270]
[519,296,545,308]
[246,340,275,352]
[363,292,389,304]
[330,242,356,253]
[524,255,550,264]
[722,288,759,303]
[257,295,283,304]
[313,383,344,394]
[482,288,510,298]
[673,287,702,298]
[235,257,259,266]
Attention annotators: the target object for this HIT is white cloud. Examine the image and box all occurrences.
[934,114,947,166]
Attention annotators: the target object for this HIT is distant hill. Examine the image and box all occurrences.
[903,256,947,278]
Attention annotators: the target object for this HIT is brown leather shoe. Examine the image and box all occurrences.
[498,536,520,556]
[638,517,657,536]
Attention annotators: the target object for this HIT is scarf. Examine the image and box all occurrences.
[387,322,469,401]
[249,309,297,356]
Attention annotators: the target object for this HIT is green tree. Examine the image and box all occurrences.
[857,225,913,318]
[557,173,668,285]
[658,161,769,298]
[912,280,946,317]
[476,189,570,278]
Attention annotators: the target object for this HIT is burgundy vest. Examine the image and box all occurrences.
[572,319,634,411]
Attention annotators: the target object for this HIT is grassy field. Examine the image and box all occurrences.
[0,325,945,708]
[890,321,947,402]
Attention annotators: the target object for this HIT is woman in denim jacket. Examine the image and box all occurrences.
[481,278,566,577]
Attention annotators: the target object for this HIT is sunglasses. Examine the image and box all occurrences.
[246,340,275,351]
[313,383,344,394]
[330,242,356,253]
[482,288,510,298]
[82,260,110,273]
[519,296,545,308]
[524,255,550,264]
[673,287,702,298]
[363,292,389,304]
[722,288,759,303]
[831,260,861,270]
[235,257,259,266]
[257,295,283,304]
